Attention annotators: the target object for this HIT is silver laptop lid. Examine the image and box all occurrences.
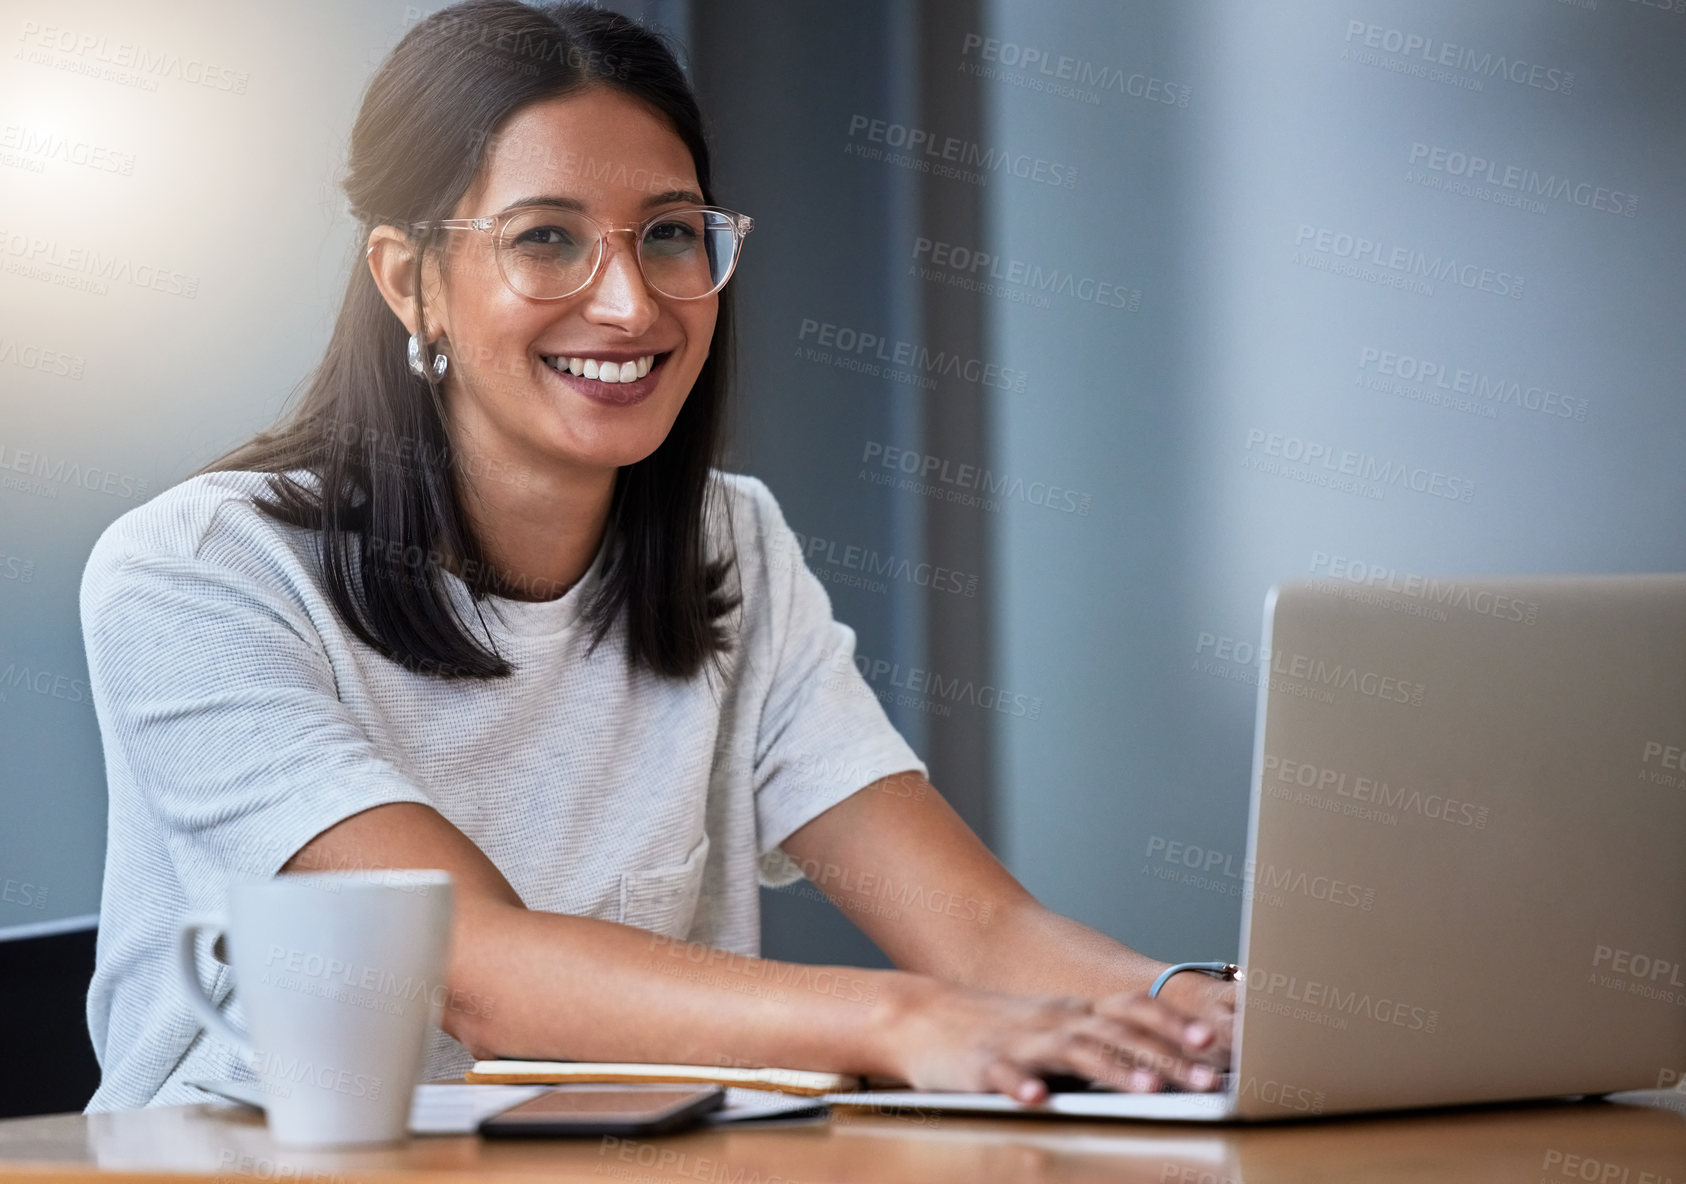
[1229,573,1686,1119]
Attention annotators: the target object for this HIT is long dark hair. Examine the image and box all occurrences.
[199,0,739,680]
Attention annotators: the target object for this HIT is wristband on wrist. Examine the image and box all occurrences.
[1148,961,1240,999]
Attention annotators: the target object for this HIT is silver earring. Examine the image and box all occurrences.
[407,332,448,381]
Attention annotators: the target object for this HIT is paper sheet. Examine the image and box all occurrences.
[189,1080,828,1135]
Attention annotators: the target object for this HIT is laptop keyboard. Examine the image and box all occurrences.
[1041,1072,1234,1094]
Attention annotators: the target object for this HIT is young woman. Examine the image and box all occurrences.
[80,0,1234,1112]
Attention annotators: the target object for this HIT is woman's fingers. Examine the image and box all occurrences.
[1095,991,1231,1061]
[890,983,1235,1103]
[1066,1013,1223,1091]
[980,1057,1049,1104]
[994,1005,1226,1095]
[1061,1033,1165,1091]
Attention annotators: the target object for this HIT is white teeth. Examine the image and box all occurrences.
[545,354,658,385]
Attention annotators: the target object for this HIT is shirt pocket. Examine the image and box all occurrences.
[617,832,710,938]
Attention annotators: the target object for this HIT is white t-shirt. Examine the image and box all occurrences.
[78,468,925,1111]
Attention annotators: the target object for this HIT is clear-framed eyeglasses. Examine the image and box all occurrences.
[408,204,754,301]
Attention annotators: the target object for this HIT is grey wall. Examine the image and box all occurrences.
[2,0,1682,986]
[688,0,929,967]
[0,0,435,934]
[984,0,1686,961]
[690,0,1012,967]
[696,0,1686,966]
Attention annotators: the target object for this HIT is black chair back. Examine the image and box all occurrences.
[0,921,102,1119]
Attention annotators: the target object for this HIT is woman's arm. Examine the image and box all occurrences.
[285,799,1226,1101]
[282,801,898,1073]
[778,770,1237,1038]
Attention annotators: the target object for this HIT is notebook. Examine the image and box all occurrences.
[466,1059,857,1097]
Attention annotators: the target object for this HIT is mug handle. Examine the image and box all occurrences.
[176,913,255,1057]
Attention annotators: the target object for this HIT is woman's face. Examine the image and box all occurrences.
[424,87,717,478]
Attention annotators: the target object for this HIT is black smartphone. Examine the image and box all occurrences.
[478,1084,726,1138]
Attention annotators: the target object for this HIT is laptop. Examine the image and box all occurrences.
[828,573,1686,1120]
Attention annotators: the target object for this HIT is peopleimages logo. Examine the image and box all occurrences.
[1588,943,1686,1007]
[1541,1149,1683,1184]
[467,130,687,197]
[1309,551,1541,626]
[0,660,88,705]
[0,337,85,380]
[1357,346,1588,423]
[1245,965,1441,1034]
[1641,740,1685,790]
[0,551,35,582]
[911,237,1140,312]
[1407,143,1637,217]
[797,318,1029,394]
[0,124,135,176]
[0,443,150,500]
[860,442,1092,516]
[1195,631,1427,708]
[845,114,1078,189]
[783,529,980,599]
[1244,428,1477,504]
[832,648,1044,721]
[1142,837,1378,911]
[1260,754,1490,828]
[0,227,200,298]
[0,877,48,909]
[248,1051,382,1101]
[1342,21,1575,96]
[16,20,250,95]
[1235,1075,1326,1115]
[1293,225,1523,299]
[957,32,1192,109]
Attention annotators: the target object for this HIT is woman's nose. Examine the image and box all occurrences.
[581,233,660,331]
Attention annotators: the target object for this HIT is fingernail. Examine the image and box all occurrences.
[1189,1064,1215,1089]
[1017,1080,1041,1102]
[1128,1069,1156,1092]
[1185,1021,1212,1044]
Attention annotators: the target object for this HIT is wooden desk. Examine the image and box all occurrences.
[1,1092,1682,1183]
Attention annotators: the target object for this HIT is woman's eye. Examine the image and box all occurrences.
[644,220,699,244]
[515,225,575,248]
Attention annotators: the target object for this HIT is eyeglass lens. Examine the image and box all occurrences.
[497,208,737,299]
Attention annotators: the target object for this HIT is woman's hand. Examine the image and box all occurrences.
[875,977,1233,1104]
[1153,969,1237,1050]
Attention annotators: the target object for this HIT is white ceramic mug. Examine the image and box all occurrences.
[176,870,454,1147]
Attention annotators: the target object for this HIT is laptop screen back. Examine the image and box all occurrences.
[1229,573,1686,1119]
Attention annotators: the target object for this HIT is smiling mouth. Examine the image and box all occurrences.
[539,352,668,385]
